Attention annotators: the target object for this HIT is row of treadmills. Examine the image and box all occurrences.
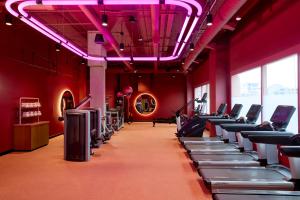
[177,103,300,200]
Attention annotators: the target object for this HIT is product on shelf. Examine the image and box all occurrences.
[19,97,42,124]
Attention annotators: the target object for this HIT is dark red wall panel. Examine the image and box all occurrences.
[0,19,87,153]
[230,0,300,74]
[191,59,210,88]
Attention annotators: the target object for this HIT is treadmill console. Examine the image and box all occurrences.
[200,93,207,103]
[229,104,243,119]
[216,103,227,116]
[270,105,296,130]
[245,104,262,123]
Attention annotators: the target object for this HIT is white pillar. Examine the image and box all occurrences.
[90,67,106,113]
[88,31,107,127]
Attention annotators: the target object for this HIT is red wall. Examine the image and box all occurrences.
[230,0,300,74]
[106,72,186,121]
[189,0,300,112]
[0,17,87,153]
[189,44,230,114]
[191,59,209,88]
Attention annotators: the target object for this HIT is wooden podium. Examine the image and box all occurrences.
[14,121,49,151]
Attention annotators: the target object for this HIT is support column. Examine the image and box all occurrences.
[209,42,229,113]
[208,42,230,136]
[186,74,194,117]
[88,31,107,120]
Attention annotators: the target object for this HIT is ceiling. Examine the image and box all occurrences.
[3,0,261,72]
[28,4,188,57]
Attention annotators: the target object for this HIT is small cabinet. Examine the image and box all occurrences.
[14,121,49,151]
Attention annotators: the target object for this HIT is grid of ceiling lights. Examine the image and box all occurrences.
[5,0,202,62]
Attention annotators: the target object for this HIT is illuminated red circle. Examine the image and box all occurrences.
[133,93,158,117]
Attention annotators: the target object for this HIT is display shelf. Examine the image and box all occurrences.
[19,97,42,124]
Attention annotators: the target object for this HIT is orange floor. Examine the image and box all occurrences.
[0,122,211,200]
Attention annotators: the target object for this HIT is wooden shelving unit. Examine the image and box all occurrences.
[14,97,49,151]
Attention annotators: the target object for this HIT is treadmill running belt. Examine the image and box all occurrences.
[179,137,221,142]
[186,143,238,152]
[214,194,300,200]
[191,154,255,162]
[200,168,287,180]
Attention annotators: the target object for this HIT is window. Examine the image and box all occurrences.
[231,54,299,133]
[231,67,261,118]
[194,84,210,114]
[262,54,298,133]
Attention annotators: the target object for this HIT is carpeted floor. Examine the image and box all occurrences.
[0,122,211,200]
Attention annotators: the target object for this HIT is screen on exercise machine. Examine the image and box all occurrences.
[270,105,295,124]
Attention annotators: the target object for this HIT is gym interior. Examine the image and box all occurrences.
[1,0,300,199]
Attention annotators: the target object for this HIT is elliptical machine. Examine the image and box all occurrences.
[63,95,108,161]
[176,93,208,131]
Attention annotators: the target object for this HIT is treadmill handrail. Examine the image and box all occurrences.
[208,118,237,125]
[280,146,300,157]
[247,134,297,145]
[241,131,293,138]
[75,95,91,109]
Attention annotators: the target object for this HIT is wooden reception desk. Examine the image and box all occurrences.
[14,121,49,151]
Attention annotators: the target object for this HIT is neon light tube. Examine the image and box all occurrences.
[133,57,158,61]
[106,57,131,61]
[61,43,83,57]
[18,1,35,18]
[166,0,192,15]
[177,16,190,43]
[84,56,106,61]
[67,42,87,56]
[5,0,20,17]
[20,17,60,43]
[42,0,97,5]
[7,0,202,61]
[30,17,68,43]
[160,56,178,61]
[172,42,180,56]
[177,42,186,56]
[179,0,202,16]
[104,0,159,5]
[172,16,189,56]
[184,17,199,43]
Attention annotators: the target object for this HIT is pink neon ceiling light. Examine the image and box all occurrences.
[6,0,202,62]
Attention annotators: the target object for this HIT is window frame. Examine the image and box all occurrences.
[231,53,299,133]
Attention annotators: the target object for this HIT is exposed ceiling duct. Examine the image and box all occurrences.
[182,0,248,72]
[79,5,133,71]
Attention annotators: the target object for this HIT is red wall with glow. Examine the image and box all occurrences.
[106,72,186,121]
[0,18,87,154]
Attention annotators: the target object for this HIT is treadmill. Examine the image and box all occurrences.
[177,103,227,137]
[206,104,262,142]
[198,132,300,191]
[179,104,243,144]
[184,104,263,154]
[212,146,300,200]
[191,106,295,166]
